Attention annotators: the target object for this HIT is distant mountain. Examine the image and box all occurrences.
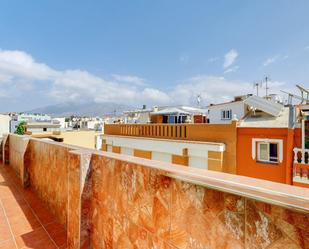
[26,102,132,117]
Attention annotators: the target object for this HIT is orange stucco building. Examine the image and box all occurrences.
[236,104,308,187]
[237,127,300,184]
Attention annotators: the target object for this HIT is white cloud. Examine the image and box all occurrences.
[170,76,251,105]
[0,49,295,108]
[263,55,279,66]
[223,49,238,69]
[169,76,294,106]
[0,49,170,106]
[111,74,146,86]
[141,88,170,103]
[263,54,288,66]
[224,66,239,74]
[0,49,57,80]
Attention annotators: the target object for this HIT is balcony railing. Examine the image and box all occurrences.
[294,163,309,180]
[117,124,188,139]
[293,147,309,184]
[104,121,237,141]
[293,147,309,165]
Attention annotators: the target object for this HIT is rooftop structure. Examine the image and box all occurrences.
[243,95,283,117]
[293,105,309,188]
[0,114,11,138]
[99,95,309,188]
[238,106,290,128]
[12,113,52,122]
[124,105,208,124]
[207,95,285,124]
[0,134,308,248]
[101,121,237,172]
[25,122,61,133]
[32,130,97,149]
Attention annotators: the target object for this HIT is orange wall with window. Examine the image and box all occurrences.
[237,128,295,184]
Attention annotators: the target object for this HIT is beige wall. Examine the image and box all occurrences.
[32,130,97,149]
[61,131,96,149]
[104,122,237,173]
[102,138,224,169]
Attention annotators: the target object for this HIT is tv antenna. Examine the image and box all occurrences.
[296,84,309,104]
[264,76,270,98]
[280,90,306,105]
[253,81,262,96]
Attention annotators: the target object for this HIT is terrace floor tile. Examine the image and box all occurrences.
[0,164,67,249]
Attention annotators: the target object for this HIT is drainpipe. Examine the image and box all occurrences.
[288,105,295,128]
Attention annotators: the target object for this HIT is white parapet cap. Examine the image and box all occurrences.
[102,134,225,157]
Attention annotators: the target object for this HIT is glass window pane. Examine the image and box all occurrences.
[259,143,269,161]
[269,143,278,162]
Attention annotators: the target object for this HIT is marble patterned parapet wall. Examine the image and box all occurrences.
[8,134,29,180]
[89,153,309,249]
[3,134,309,249]
[25,139,71,227]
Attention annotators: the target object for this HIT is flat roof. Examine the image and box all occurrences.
[207,100,243,108]
[26,122,61,128]
[151,107,191,116]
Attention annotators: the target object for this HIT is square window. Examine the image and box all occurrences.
[257,142,278,163]
[221,109,232,120]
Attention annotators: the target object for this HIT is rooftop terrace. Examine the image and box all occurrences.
[0,134,308,248]
[0,165,66,249]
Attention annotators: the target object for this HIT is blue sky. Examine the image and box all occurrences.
[0,0,309,111]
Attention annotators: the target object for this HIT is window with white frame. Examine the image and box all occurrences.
[252,138,283,164]
[221,109,232,120]
[257,142,278,163]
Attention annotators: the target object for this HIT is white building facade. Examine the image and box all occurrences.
[0,114,11,138]
[208,100,246,124]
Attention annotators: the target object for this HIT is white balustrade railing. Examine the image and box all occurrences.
[293,147,309,183]
[293,147,309,164]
